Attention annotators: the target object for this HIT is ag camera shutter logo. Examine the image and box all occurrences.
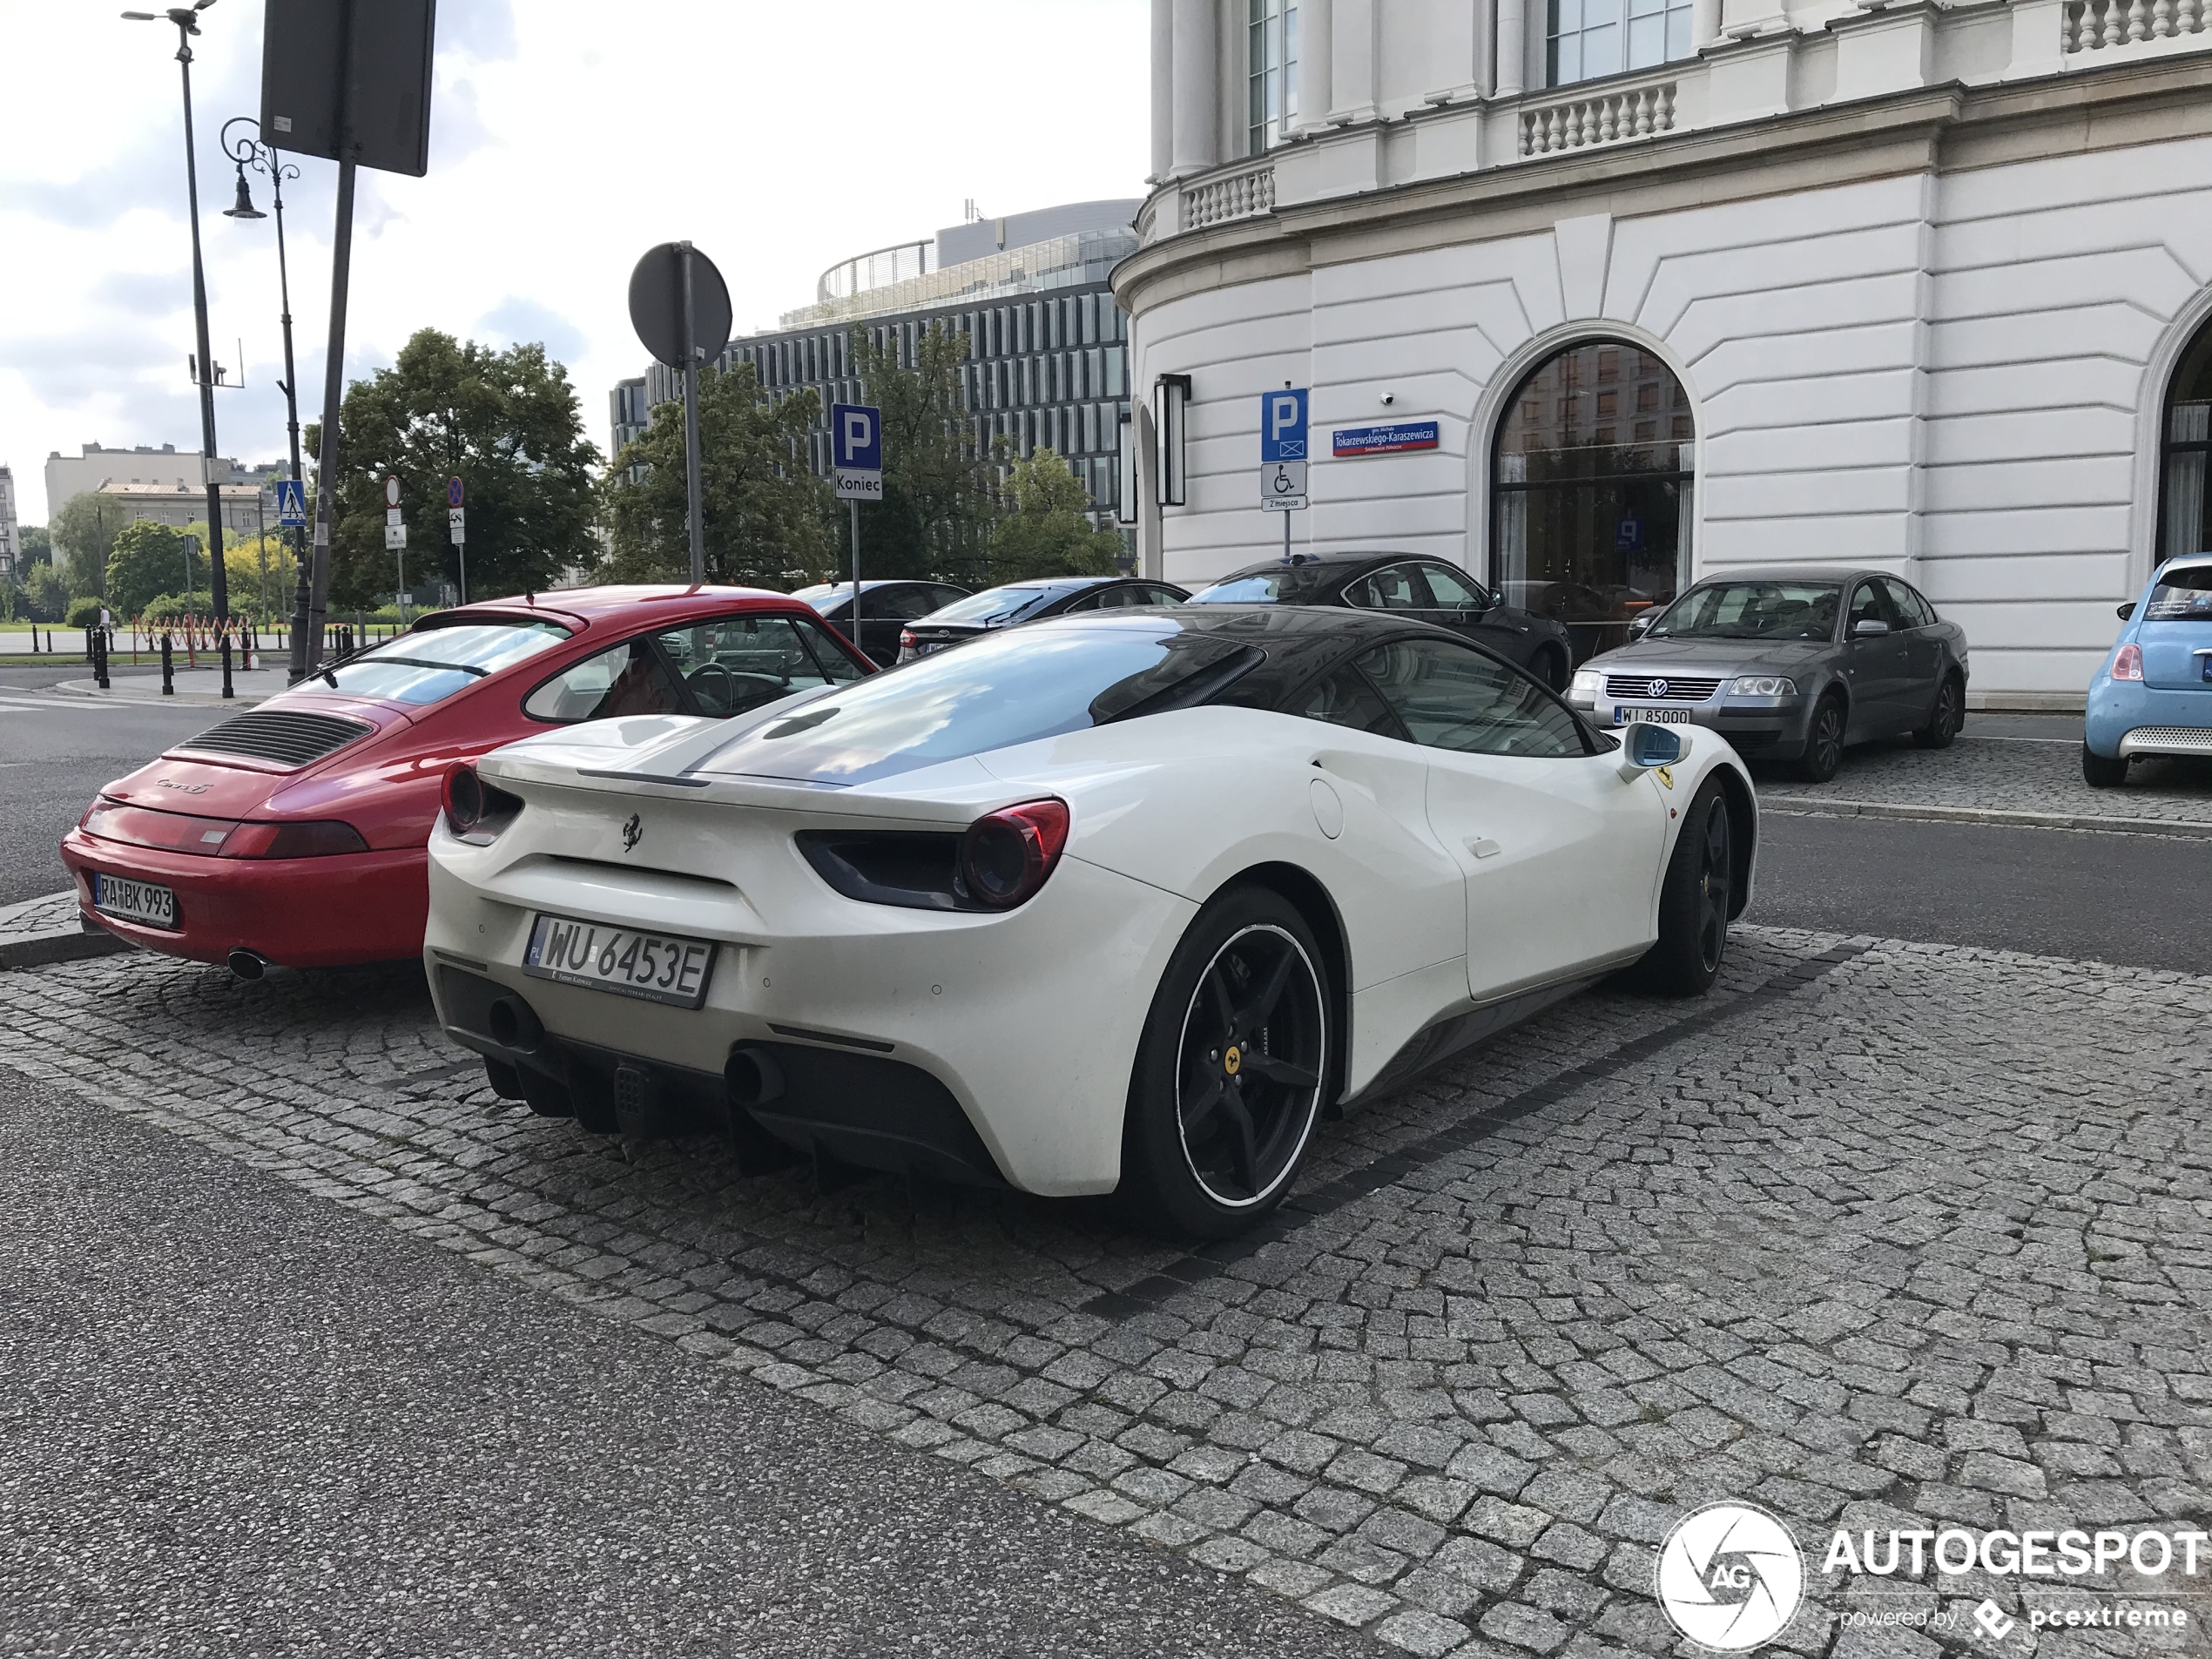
[1656,1502,1805,1650]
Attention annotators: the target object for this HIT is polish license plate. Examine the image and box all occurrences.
[522,914,717,1008]
[1614,705,1696,725]
[93,872,178,929]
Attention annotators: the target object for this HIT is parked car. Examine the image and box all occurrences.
[1186,552,1575,691]
[421,605,1755,1237]
[792,578,971,667]
[2085,553,2212,786]
[1566,565,1969,783]
[60,587,873,974]
[897,576,1189,663]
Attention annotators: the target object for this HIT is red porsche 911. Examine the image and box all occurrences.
[60,585,873,975]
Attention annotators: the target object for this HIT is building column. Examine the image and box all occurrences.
[1150,0,1176,180]
[1690,0,1721,49]
[1495,0,1527,98]
[1295,0,1335,132]
[1332,0,1379,123]
[1170,0,1220,176]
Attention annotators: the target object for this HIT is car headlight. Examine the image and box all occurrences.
[1570,668,1602,698]
[1730,675,1797,698]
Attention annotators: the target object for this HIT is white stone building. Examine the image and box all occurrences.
[1117,0,2212,702]
[0,466,18,582]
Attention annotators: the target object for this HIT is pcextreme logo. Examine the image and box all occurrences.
[1656,1503,1806,1651]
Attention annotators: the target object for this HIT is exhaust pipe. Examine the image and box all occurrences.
[725,1044,786,1109]
[486,995,543,1053]
[227,948,266,981]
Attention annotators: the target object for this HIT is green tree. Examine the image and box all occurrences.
[22,565,71,623]
[847,320,1003,584]
[51,493,120,592]
[988,448,1127,582]
[106,519,198,617]
[310,329,600,610]
[599,362,833,586]
[18,526,51,567]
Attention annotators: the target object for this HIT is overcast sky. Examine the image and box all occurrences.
[0,0,1149,523]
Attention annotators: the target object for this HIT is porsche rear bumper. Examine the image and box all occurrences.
[60,828,429,968]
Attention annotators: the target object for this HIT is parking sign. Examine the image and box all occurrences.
[1260,388,1308,463]
[832,402,883,501]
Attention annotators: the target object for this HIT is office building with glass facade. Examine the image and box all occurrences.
[615,201,1141,529]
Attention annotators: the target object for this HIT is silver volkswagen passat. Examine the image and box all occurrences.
[1565,565,1970,782]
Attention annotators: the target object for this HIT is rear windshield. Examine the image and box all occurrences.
[698,623,1261,786]
[921,586,1055,625]
[320,620,569,705]
[1187,565,1334,604]
[1649,582,1841,642]
[2146,563,2212,621]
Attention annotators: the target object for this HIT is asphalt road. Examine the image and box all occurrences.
[0,1069,1371,1659]
[0,666,219,905]
[1752,808,2210,970]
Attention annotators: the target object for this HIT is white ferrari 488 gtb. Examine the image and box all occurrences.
[424,606,1755,1237]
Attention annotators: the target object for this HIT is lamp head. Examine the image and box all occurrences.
[223,165,264,220]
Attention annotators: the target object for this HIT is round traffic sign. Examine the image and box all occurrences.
[629,241,733,370]
[384,475,401,509]
[447,476,464,509]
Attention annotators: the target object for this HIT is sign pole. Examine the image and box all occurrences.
[680,242,705,585]
[850,499,861,642]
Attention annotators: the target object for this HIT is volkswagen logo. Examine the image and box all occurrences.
[620,813,642,853]
[1649,678,1670,698]
[1655,1502,1804,1651]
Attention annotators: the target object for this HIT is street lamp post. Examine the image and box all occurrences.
[221,114,305,631]
[123,0,232,629]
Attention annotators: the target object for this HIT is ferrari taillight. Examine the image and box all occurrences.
[959,799,1070,910]
[442,763,523,845]
[2112,643,2144,682]
[900,629,917,651]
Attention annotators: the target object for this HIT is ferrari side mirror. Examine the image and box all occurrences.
[1618,720,1683,779]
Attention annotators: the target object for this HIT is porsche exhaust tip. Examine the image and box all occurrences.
[725,1045,785,1109]
[226,948,267,982]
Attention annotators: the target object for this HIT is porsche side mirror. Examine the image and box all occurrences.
[1851,618,1891,638]
[1618,720,1683,779]
[2117,600,2136,621]
[1628,614,1654,638]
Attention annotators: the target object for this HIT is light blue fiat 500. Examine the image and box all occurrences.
[2084,553,2212,786]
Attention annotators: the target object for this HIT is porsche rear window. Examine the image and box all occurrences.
[319,621,569,705]
[698,623,1261,786]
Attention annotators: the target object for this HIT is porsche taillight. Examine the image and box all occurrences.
[958,799,1070,910]
[220,820,370,859]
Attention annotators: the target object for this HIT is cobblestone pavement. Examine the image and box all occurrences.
[1760,736,2212,826]
[0,890,76,944]
[4,924,2210,1657]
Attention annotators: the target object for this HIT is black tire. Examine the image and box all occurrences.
[2082,744,2129,788]
[1794,693,1846,783]
[1912,674,1964,750]
[1632,778,1735,997]
[1534,646,1569,694]
[1122,887,1332,1239]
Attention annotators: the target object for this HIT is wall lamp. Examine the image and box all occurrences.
[1154,373,1190,507]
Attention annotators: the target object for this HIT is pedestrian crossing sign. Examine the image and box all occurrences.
[275,479,307,528]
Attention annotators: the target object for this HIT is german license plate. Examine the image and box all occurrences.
[93,872,177,929]
[1614,705,1696,725]
[522,913,716,1008]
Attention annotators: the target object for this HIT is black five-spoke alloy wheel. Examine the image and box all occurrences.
[1125,887,1331,1237]
[1635,778,1737,997]
[1913,674,1963,750]
[1796,693,1845,783]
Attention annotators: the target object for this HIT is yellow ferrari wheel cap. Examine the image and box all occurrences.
[1224,1045,1243,1076]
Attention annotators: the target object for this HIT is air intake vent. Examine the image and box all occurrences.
[175,709,374,769]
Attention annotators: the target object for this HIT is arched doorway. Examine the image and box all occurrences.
[2159,318,2212,563]
[1492,340,1694,664]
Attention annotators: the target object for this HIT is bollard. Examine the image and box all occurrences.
[160,633,173,696]
[93,625,110,691]
[220,635,233,700]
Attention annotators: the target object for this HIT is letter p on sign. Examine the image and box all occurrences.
[1260,388,1308,462]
